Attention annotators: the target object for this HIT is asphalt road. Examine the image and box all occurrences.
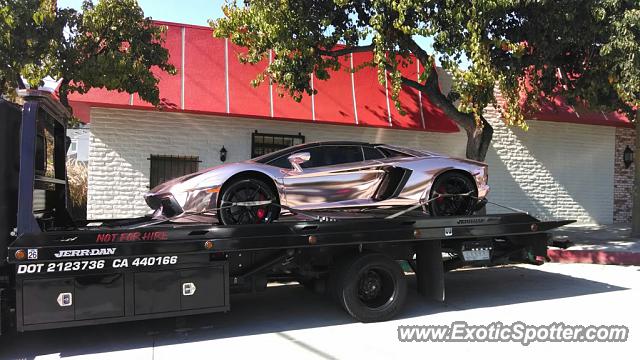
[1,263,638,360]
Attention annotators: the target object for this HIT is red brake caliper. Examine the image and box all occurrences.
[256,193,266,222]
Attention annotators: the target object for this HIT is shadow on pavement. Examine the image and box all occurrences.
[0,265,628,359]
[551,223,639,251]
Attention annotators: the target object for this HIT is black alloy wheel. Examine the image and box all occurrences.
[218,178,280,225]
[429,172,477,216]
[356,268,396,309]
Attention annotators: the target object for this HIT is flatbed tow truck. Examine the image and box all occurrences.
[0,91,572,334]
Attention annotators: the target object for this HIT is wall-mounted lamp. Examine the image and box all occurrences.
[623,145,634,169]
[219,146,228,162]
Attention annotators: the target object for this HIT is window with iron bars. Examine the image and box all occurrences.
[149,155,201,189]
[251,131,305,158]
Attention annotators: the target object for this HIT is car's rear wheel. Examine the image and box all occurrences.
[218,178,280,225]
[428,172,477,216]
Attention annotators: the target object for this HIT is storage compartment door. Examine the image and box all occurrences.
[74,274,125,320]
[179,266,226,311]
[22,278,74,325]
[134,271,180,315]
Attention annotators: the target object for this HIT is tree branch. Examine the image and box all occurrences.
[318,44,374,57]
[318,32,494,160]
[390,41,494,160]
[396,60,476,134]
[16,76,26,90]
[58,78,71,110]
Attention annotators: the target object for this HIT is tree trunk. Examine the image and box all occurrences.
[631,112,640,237]
[464,116,494,161]
[417,66,494,162]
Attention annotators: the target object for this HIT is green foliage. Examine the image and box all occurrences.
[212,0,640,128]
[0,0,176,110]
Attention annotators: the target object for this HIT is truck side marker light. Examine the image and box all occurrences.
[204,240,214,250]
[15,249,26,261]
[308,235,318,245]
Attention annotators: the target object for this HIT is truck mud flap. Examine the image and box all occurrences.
[415,240,445,302]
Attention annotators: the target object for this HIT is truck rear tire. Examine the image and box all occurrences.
[330,253,407,323]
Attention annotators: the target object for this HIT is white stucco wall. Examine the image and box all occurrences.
[87,107,615,223]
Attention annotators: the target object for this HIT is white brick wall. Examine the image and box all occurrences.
[88,107,615,223]
[484,105,614,223]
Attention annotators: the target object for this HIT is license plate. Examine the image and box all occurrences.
[462,248,491,261]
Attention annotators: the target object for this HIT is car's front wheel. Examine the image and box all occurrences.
[217,178,280,225]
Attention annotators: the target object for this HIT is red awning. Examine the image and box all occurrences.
[532,96,633,128]
[66,21,459,133]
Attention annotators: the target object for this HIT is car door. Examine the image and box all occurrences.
[281,145,386,209]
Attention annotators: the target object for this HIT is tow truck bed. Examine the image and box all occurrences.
[11,212,569,255]
[6,211,571,331]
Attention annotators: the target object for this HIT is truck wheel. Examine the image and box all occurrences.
[331,253,407,323]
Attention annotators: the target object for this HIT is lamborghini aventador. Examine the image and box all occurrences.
[144,141,490,225]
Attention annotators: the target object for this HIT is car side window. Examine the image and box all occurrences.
[378,147,410,158]
[302,146,364,168]
[268,155,293,169]
[363,146,385,160]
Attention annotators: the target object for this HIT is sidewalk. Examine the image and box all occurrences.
[547,223,640,265]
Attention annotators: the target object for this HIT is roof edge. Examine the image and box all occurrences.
[73,101,461,134]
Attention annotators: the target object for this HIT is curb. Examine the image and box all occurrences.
[547,249,640,266]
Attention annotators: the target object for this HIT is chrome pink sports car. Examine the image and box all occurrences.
[145,141,490,225]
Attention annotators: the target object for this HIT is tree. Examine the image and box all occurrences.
[0,0,176,111]
[212,0,638,161]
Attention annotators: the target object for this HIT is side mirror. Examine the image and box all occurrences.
[288,152,311,172]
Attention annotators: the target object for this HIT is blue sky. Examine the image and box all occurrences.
[58,0,225,26]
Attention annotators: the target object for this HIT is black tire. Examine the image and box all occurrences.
[330,253,407,323]
[428,171,477,217]
[217,178,280,225]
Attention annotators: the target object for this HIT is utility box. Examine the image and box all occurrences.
[15,263,229,330]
